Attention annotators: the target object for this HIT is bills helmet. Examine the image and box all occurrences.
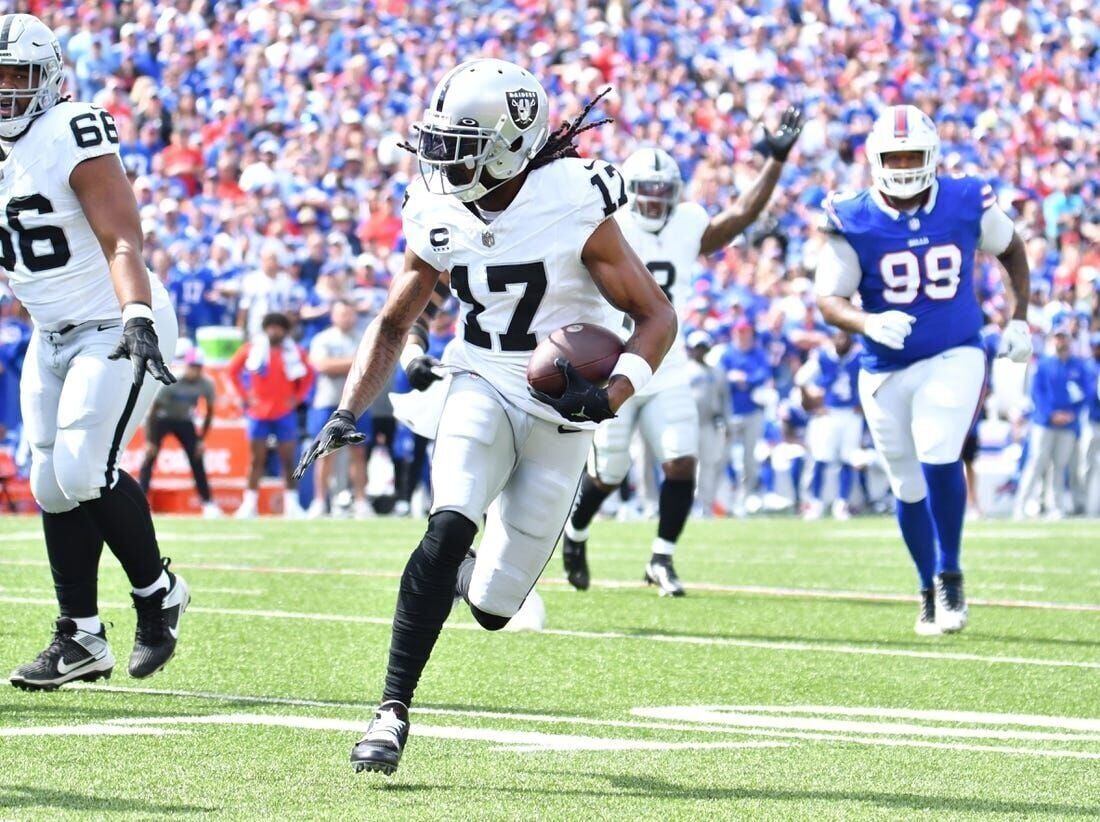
[865,105,940,200]
[413,59,549,202]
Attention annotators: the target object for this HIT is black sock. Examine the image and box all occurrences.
[382,511,477,707]
[81,471,163,590]
[657,477,695,544]
[42,508,105,619]
[570,474,613,533]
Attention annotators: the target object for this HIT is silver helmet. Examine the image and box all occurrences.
[621,147,682,232]
[0,14,64,140]
[413,58,549,202]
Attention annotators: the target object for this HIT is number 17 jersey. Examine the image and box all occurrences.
[402,157,624,427]
[821,175,989,373]
[1,101,170,331]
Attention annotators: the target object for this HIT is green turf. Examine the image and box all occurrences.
[1,515,1098,820]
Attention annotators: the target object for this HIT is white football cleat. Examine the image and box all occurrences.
[914,588,940,636]
[934,572,968,634]
[201,501,223,519]
[503,590,546,632]
[831,499,851,520]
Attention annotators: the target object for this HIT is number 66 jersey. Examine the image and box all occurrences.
[0,101,170,331]
[819,175,1014,373]
[402,156,625,427]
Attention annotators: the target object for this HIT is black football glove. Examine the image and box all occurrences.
[528,358,616,425]
[405,354,443,391]
[292,409,366,479]
[108,316,176,387]
[762,105,805,161]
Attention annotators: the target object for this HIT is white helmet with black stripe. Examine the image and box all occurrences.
[413,58,549,202]
[0,14,64,140]
[621,147,682,232]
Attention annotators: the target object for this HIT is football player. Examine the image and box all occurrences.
[562,107,804,595]
[795,328,863,520]
[1,15,188,690]
[293,60,676,774]
[815,105,1032,635]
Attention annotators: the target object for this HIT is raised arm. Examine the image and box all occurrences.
[698,106,804,257]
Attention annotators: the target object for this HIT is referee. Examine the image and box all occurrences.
[139,349,221,517]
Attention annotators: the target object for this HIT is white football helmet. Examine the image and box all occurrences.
[865,105,940,200]
[621,147,682,232]
[413,59,549,202]
[0,14,64,140]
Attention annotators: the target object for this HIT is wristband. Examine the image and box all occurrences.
[122,302,154,323]
[399,342,427,370]
[610,352,653,394]
[333,408,357,424]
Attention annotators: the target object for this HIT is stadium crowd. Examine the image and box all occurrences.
[0,0,1097,518]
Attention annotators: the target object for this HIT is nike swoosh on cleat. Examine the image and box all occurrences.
[164,604,182,638]
[56,656,94,676]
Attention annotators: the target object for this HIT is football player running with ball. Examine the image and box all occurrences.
[562,107,804,596]
[294,60,676,775]
[1,15,188,690]
[815,105,1032,635]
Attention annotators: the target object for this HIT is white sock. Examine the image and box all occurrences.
[651,537,676,557]
[564,522,589,542]
[72,615,102,634]
[242,489,258,506]
[133,569,169,598]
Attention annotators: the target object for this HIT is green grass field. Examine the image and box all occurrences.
[1,515,1098,820]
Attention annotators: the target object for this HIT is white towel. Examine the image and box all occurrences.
[245,335,308,381]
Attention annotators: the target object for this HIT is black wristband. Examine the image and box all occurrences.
[333,409,356,424]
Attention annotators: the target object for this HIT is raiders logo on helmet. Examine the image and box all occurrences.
[505,89,539,130]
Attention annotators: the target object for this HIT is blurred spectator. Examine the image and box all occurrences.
[720,319,770,515]
[237,241,307,337]
[228,313,314,519]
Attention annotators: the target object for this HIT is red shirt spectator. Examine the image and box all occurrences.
[228,337,314,421]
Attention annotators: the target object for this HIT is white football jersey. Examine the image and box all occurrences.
[403,157,624,427]
[615,201,709,395]
[0,101,169,331]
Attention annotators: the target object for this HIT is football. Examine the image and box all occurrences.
[526,323,625,397]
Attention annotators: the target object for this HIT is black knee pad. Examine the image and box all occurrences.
[469,604,510,632]
[422,510,478,565]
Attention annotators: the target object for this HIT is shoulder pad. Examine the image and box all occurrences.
[819,191,857,234]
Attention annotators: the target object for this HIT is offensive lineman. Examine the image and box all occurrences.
[815,105,1032,634]
[562,107,804,595]
[1,15,188,690]
[294,61,676,774]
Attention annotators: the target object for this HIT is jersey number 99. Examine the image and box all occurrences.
[879,244,962,304]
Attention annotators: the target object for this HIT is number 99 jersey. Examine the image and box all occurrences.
[0,101,170,331]
[613,201,709,395]
[402,156,626,427]
[819,176,994,373]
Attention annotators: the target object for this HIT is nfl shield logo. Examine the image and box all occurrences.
[908,217,921,231]
[481,231,495,248]
[505,89,539,130]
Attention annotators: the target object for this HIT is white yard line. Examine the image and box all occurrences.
[2,557,1095,611]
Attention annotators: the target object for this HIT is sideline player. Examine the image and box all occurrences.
[293,60,676,774]
[795,328,863,520]
[562,107,804,595]
[815,105,1031,635]
[1,14,188,690]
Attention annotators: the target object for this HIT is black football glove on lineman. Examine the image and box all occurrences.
[405,354,443,391]
[528,358,616,425]
[293,409,366,479]
[108,317,176,387]
[762,105,805,162]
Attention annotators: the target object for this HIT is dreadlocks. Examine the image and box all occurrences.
[527,87,614,171]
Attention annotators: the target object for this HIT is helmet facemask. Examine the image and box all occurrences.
[0,58,63,139]
[870,146,938,200]
[414,112,513,203]
[629,178,680,232]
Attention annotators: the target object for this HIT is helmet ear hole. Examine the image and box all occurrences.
[509,136,522,152]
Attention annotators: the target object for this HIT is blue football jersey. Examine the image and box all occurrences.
[822,175,992,372]
[815,347,862,409]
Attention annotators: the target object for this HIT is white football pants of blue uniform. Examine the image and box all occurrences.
[695,420,727,514]
[1015,424,1077,517]
[430,372,592,618]
[588,385,699,486]
[806,407,864,464]
[858,346,984,504]
[20,306,178,514]
[726,410,765,495]
[1082,422,1100,516]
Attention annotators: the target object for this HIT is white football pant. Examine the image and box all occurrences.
[431,373,592,618]
[858,346,984,503]
[806,407,864,464]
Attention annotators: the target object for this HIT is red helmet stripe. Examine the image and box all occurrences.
[893,107,908,139]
